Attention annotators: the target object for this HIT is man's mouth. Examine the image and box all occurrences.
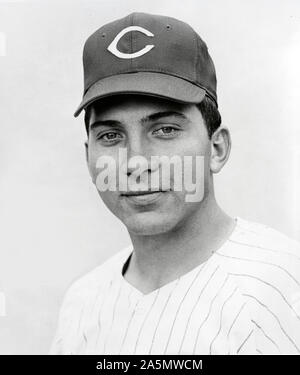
[120,190,169,205]
[121,190,163,197]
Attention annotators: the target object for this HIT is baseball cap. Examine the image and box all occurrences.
[74,12,217,117]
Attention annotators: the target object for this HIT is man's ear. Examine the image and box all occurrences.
[209,126,231,173]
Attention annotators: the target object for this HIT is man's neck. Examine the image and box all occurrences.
[124,194,236,295]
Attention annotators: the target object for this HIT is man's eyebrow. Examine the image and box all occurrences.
[89,119,123,131]
[89,111,188,130]
[141,111,188,123]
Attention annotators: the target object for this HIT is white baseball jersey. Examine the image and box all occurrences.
[50,217,300,355]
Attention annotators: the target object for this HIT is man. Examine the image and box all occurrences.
[50,12,300,354]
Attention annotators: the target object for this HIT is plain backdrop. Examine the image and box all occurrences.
[0,0,299,354]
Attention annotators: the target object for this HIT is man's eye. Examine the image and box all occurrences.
[98,132,122,142]
[153,126,180,137]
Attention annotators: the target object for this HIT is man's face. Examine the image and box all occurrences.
[86,95,212,235]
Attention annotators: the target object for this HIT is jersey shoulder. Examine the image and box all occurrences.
[61,245,132,312]
[216,217,300,354]
[217,217,300,316]
[227,217,300,265]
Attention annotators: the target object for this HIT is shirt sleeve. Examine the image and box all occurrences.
[49,281,86,355]
[245,253,300,354]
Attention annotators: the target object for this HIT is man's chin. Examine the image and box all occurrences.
[121,211,178,236]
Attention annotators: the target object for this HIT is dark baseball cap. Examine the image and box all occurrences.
[74,12,217,117]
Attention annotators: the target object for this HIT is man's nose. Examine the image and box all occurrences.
[127,137,144,159]
[125,138,154,177]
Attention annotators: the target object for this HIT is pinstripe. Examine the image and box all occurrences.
[51,337,63,354]
[90,284,107,316]
[103,283,123,354]
[227,302,247,338]
[236,223,266,235]
[237,329,254,353]
[51,220,300,355]
[82,331,88,354]
[178,266,220,353]
[163,263,206,354]
[148,279,180,354]
[192,275,229,354]
[229,239,300,263]
[229,273,300,321]
[95,280,114,347]
[74,305,88,354]
[209,286,238,354]
[55,337,63,345]
[53,309,78,354]
[77,298,92,354]
[133,290,160,354]
[83,332,87,343]
[118,299,139,354]
[243,293,300,352]
[216,252,300,287]
[251,319,280,352]
[77,306,85,335]
[127,289,134,307]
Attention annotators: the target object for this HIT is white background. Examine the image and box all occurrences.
[0,0,299,354]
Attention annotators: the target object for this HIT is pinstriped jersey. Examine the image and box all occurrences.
[50,217,300,355]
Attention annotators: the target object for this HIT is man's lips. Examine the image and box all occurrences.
[120,190,169,206]
[121,190,165,197]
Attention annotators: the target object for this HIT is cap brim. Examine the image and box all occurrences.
[74,72,206,117]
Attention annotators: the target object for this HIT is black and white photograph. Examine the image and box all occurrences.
[0,0,300,359]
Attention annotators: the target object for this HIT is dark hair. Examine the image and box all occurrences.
[196,96,222,138]
[84,95,221,139]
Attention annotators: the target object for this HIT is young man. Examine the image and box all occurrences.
[50,12,300,355]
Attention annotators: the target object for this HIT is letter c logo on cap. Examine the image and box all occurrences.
[107,26,154,59]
